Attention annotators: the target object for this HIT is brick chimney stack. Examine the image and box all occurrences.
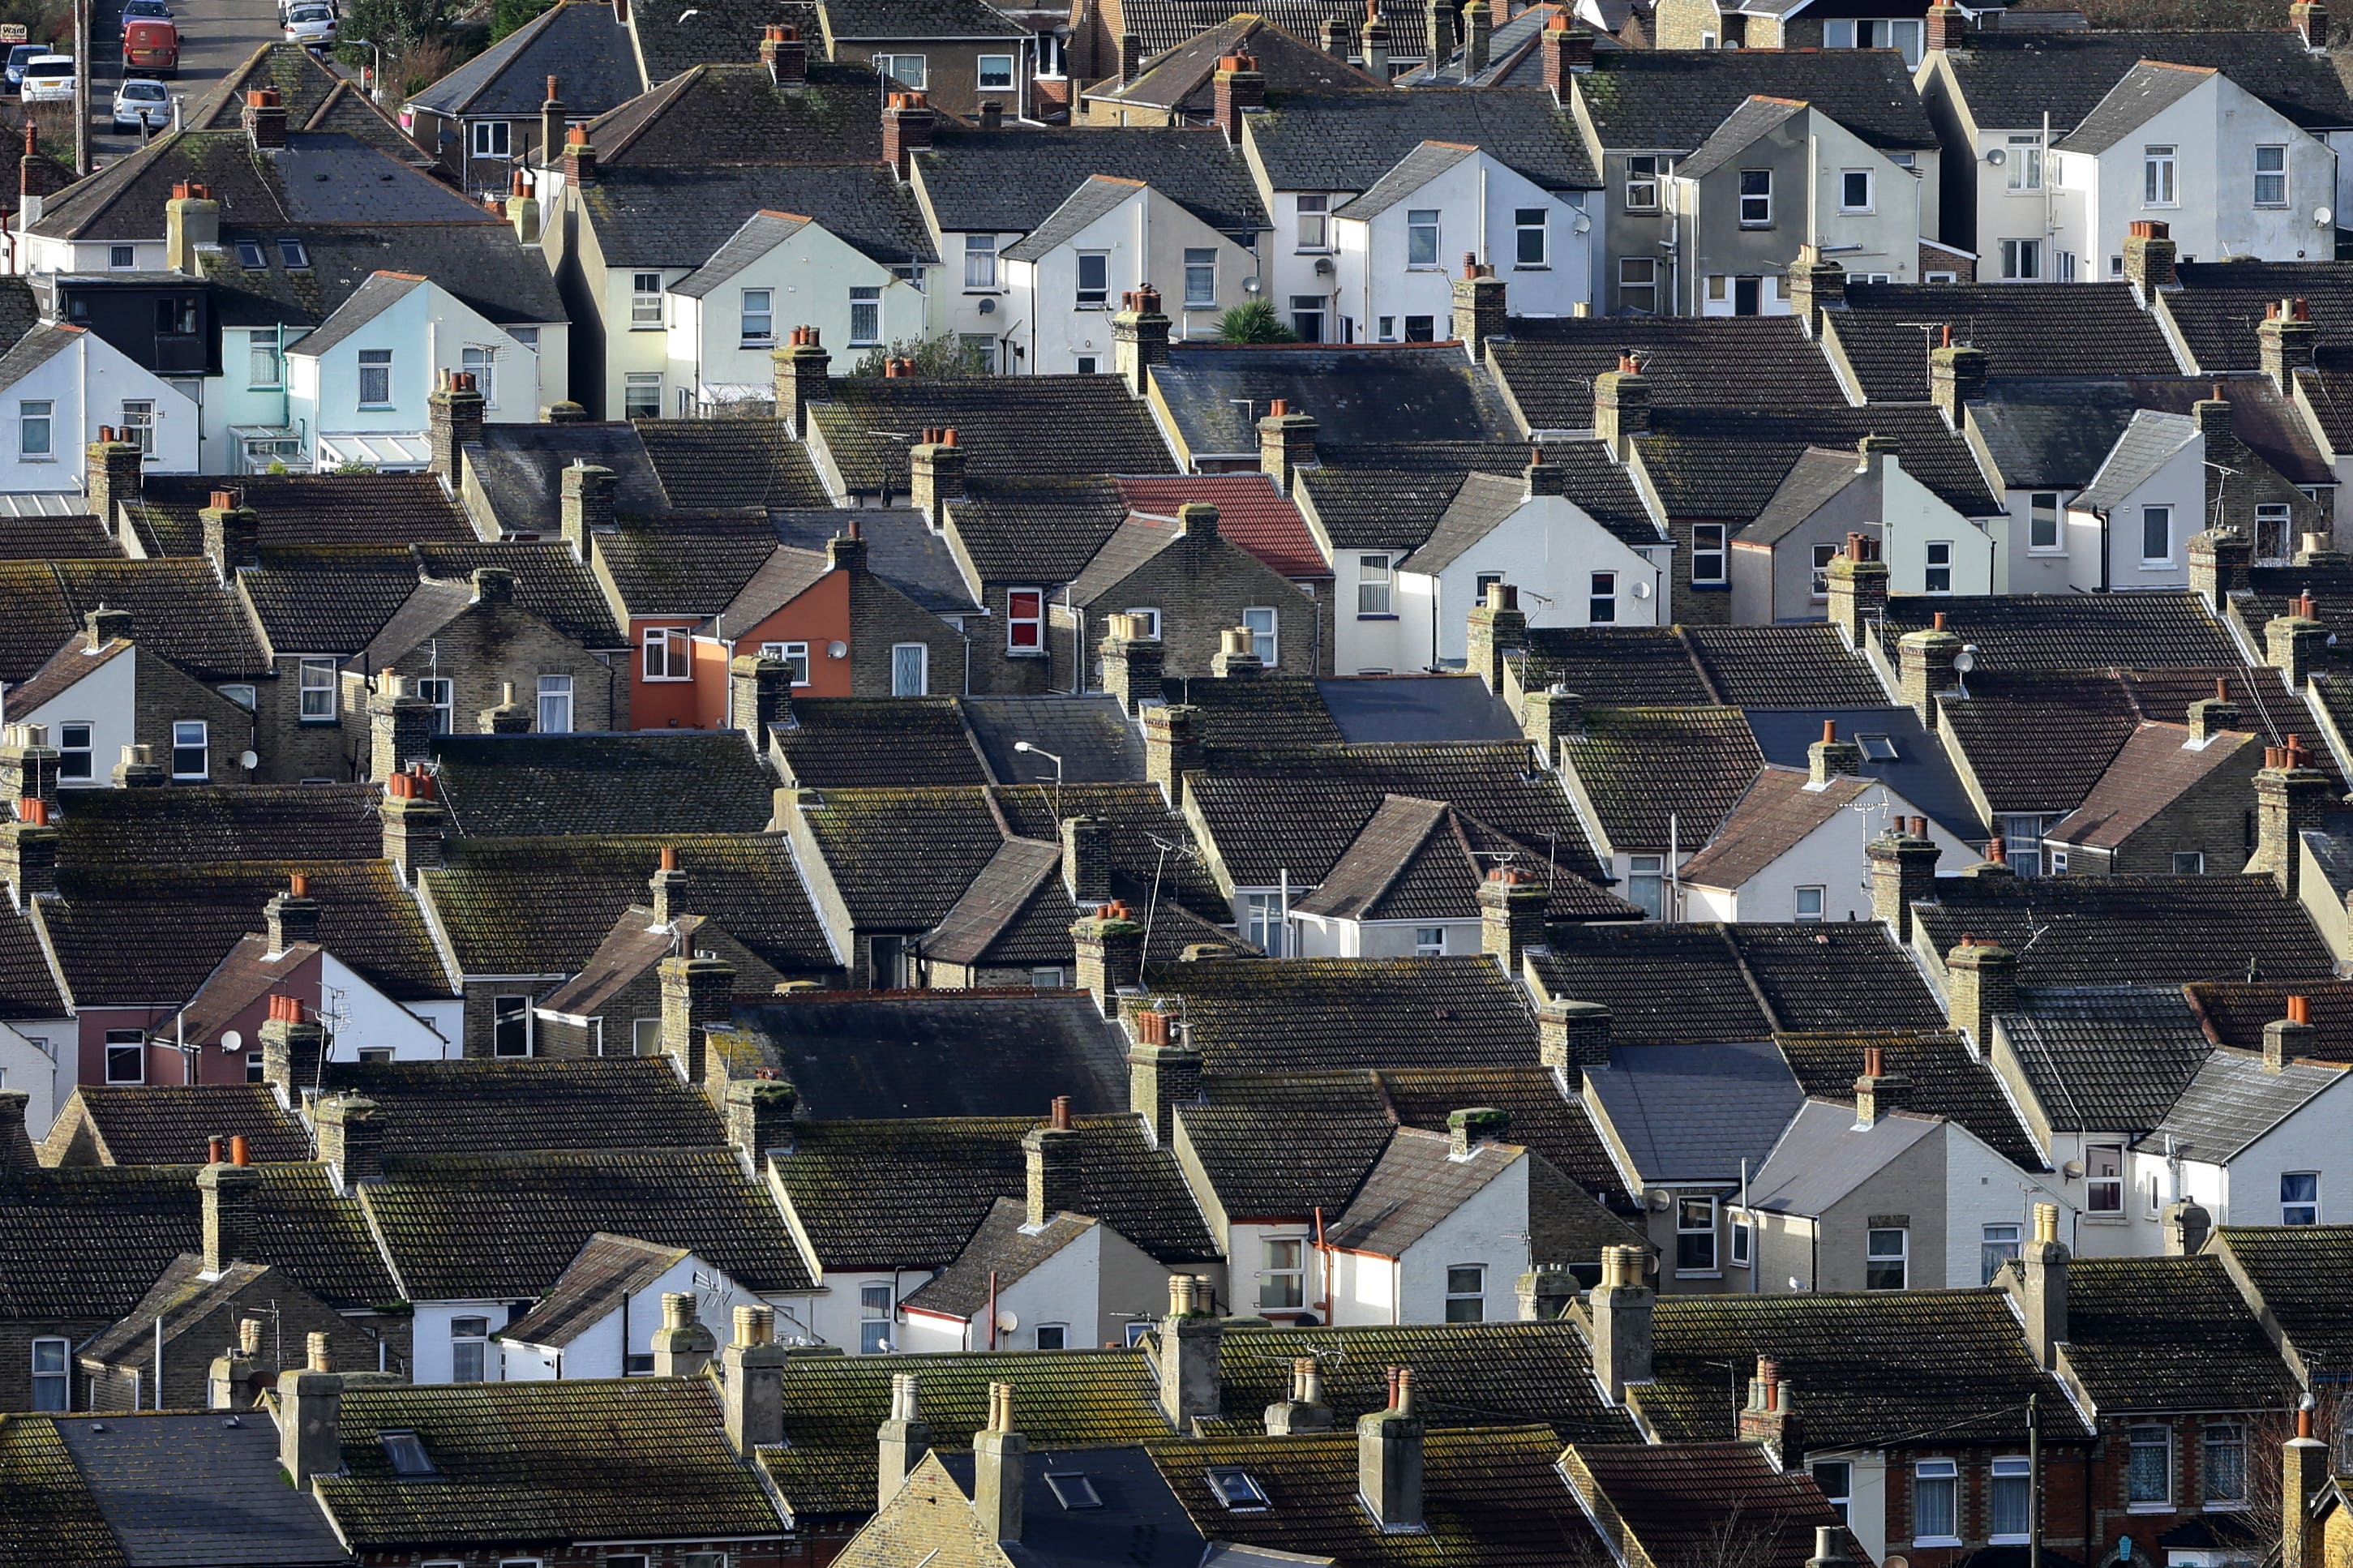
[267,874,321,953]
[2251,735,2332,896]
[1851,1044,1909,1125]
[1023,1095,1082,1225]
[199,1133,260,1275]
[1257,399,1319,494]
[1477,866,1548,971]
[277,1332,344,1488]
[563,125,597,186]
[2188,677,2240,743]
[539,77,565,168]
[883,92,934,182]
[1808,718,1862,786]
[1073,900,1146,1012]
[1926,0,1967,50]
[877,1373,932,1506]
[1825,533,1888,645]
[2265,593,2329,689]
[2261,298,2319,390]
[1156,1275,1224,1432]
[1928,326,1987,424]
[910,426,963,521]
[200,488,260,577]
[0,792,61,908]
[1735,1355,1800,1463]
[559,461,616,556]
[1212,54,1262,145]
[315,1094,384,1187]
[649,843,688,926]
[2295,0,2333,48]
[1537,998,1610,1070]
[1587,1245,1652,1403]
[1868,815,1940,943]
[1944,933,2017,1048]
[1128,1008,1202,1146]
[427,369,486,489]
[1897,611,1964,726]
[775,324,833,439]
[1466,580,1528,692]
[1540,16,1592,102]
[1360,2,1391,79]
[1100,612,1166,715]
[1462,0,1491,74]
[2018,1202,2068,1369]
[261,993,328,1099]
[2124,220,2177,297]
[726,1076,799,1163]
[1593,353,1650,461]
[2265,993,2318,1071]
[660,951,735,1088]
[1142,703,1203,802]
[761,23,808,85]
[721,1305,789,1453]
[1112,286,1172,396]
[244,88,288,150]
[1787,244,1846,336]
[1451,255,1507,362]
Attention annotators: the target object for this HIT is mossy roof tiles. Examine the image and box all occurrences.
[1142,955,1538,1075]
[49,1086,306,1167]
[2062,1254,2295,1413]
[432,733,778,837]
[320,1058,727,1155]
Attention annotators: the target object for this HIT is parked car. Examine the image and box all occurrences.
[122,19,176,75]
[5,43,44,92]
[277,0,327,21]
[282,4,336,45]
[119,0,171,36]
[112,76,169,131]
[19,54,75,104]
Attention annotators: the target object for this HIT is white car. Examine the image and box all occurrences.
[18,54,73,103]
[283,3,336,44]
[112,76,169,131]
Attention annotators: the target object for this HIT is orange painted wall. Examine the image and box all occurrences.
[688,569,855,727]
[628,616,705,730]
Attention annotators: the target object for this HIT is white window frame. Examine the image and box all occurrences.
[1258,1236,1305,1310]
[357,349,392,409]
[623,372,662,420]
[248,330,282,389]
[2000,238,2042,281]
[1990,1455,2032,1542]
[1075,251,1109,306]
[2029,491,2061,552]
[1120,606,1161,640]
[1035,1322,1067,1350]
[1413,926,1444,956]
[1812,1461,1851,1523]
[2088,1142,2125,1214]
[1588,570,1618,623]
[1914,1459,1961,1544]
[1006,588,1045,653]
[1242,606,1277,665]
[31,1337,68,1412]
[2204,1422,2248,1506]
[1811,542,1839,601]
[642,625,692,681]
[2128,1424,2172,1509]
[1628,853,1665,920]
[109,243,136,270]
[536,674,572,733]
[18,398,52,459]
[1357,554,1393,616]
[1925,540,1953,594]
[2283,1171,2321,1225]
[860,1283,894,1352]
[1866,1226,1908,1290]
[876,53,928,89]
[964,233,999,291]
[1729,1212,1752,1267]
[1738,169,1772,226]
[171,720,208,780]
[1838,169,1872,213]
[1794,885,1825,921]
[1513,207,1548,268]
[1406,208,1441,268]
[1184,247,1217,308]
[451,1316,492,1382]
[849,285,881,346]
[470,119,510,158]
[2144,145,2178,207]
[416,677,454,734]
[458,346,496,409]
[1244,892,1288,956]
[298,657,337,720]
[1674,1194,1717,1275]
[2140,504,2174,567]
[1625,156,1660,212]
[57,722,92,781]
[976,53,1014,88]
[1691,523,1727,584]
[2172,850,2205,875]
[2256,144,2289,208]
[630,272,664,328]
[1982,1222,2021,1285]
[891,642,928,696]
[1296,193,1330,251]
[120,400,156,457]
[739,287,774,345]
[1443,1264,1485,1322]
[761,640,812,687]
[105,1029,146,1085]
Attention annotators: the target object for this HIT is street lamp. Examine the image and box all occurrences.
[348,38,384,101]
[1013,740,1063,818]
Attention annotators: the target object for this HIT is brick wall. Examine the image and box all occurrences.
[82,1284,398,1410]
[846,570,970,699]
[1055,527,1331,688]
[377,602,626,738]
[254,654,357,784]
[133,649,259,786]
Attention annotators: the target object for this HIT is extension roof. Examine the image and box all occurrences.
[1673,767,1873,890]
[2213,1224,2353,1376]
[1290,793,1640,923]
[499,1232,694,1347]
[1576,46,1938,152]
[2056,59,2218,154]
[2185,979,2353,1063]
[1087,15,1380,110]
[1967,379,2149,490]
[1498,313,1848,429]
[2072,409,2201,512]
[1917,875,2336,989]
[41,1086,307,1167]
[1830,282,2184,402]
[1560,704,1764,850]
[1993,985,2217,1133]
[582,163,936,268]
[1876,590,2236,673]
[1176,1072,1399,1219]
[1744,1099,1950,1215]
[1245,87,1600,191]
[406,0,642,118]
[814,379,1175,500]
[319,1057,728,1156]
[42,1410,350,1567]
[1777,1028,2042,1167]
[1584,1039,1804,1182]
[1566,1442,1847,1568]
[2145,1047,2347,1161]
[1745,706,1982,838]
[1322,1125,1524,1256]
[1636,404,2002,518]
[2046,722,2254,851]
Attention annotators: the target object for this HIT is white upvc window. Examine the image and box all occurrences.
[1674,1194,1717,1273]
[964,233,999,289]
[1407,208,1441,268]
[860,1283,894,1352]
[1244,891,1288,955]
[1691,523,1726,584]
[2283,1171,2321,1225]
[631,272,664,327]
[1076,252,1109,306]
[1296,193,1329,251]
[977,54,1014,88]
[1794,885,1825,921]
[1925,540,1953,593]
[1914,1459,1960,1543]
[1259,1237,1305,1309]
[876,54,927,88]
[2256,144,2289,207]
[1619,256,1659,314]
[740,287,773,345]
[1588,570,1618,623]
[2173,850,2205,874]
[1357,554,1393,616]
[299,657,336,719]
[358,349,392,408]
[1812,1461,1851,1523]
[1990,1456,2032,1541]
[19,399,51,458]
[1729,1212,1752,1266]
[105,1029,146,1084]
[1120,606,1160,639]
[2000,238,2042,280]
[1839,169,1872,212]
[1443,1265,1485,1322]
[1514,207,1547,267]
[624,373,662,420]
[249,330,283,388]
[2029,491,2060,551]
[2006,134,2043,191]
[2141,504,2174,566]
[460,346,496,408]
[1738,169,1772,226]
[58,722,92,781]
[891,642,928,696]
[171,720,208,780]
[470,119,510,158]
[2144,144,2178,206]
[849,286,881,346]
[536,674,572,732]
[1811,543,1838,600]
[1413,927,1444,956]
[1624,155,1660,211]
[1242,606,1277,665]
[31,1338,68,1411]
[2128,1424,2172,1507]
[1866,1226,1908,1290]
[451,1316,491,1382]
[642,625,692,680]
[1006,588,1045,653]
[417,678,454,733]
[761,640,812,686]
[1627,853,1665,919]
[1185,248,1216,307]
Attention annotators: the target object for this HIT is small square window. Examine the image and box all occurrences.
[1795,885,1825,921]
[1840,169,1871,212]
[109,244,135,269]
[170,720,208,780]
[1414,927,1444,956]
[1444,1264,1485,1322]
[977,54,1014,88]
[105,1029,146,1085]
[2173,851,2205,875]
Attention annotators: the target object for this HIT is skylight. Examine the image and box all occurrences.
[1857,734,1899,762]
[1044,1472,1103,1510]
[1206,1467,1270,1510]
[379,1429,435,1476]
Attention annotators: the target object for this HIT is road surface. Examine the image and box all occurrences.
[84,0,311,164]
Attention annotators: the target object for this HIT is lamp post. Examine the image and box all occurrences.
[1013,740,1063,819]
[349,39,383,102]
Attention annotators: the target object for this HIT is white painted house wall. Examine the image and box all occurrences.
[0,1021,62,1135]
[2062,436,2203,593]
[1679,779,1978,923]
[1327,1151,1532,1325]
[1877,454,1996,598]
[288,280,539,469]
[11,650,136,791]
[1407,494,1671,668]
[1331,155,1595,341]
[667,220,924,408]
[0,330,198,492]
[319,953,453,1060]
[897,1223,1106,1355]
[1010,185,1258,375]
[2133,1070,2353,1238]
[500,1253,749,1380]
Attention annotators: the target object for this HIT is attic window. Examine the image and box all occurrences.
[379,1429,435,1476]
[1206,1467,1270,1511]
[235,239,265,268]
[1044,1472,1103,1510]
[276,238,311,269]
[1856,734,1897,762]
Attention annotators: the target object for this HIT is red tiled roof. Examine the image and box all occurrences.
[1113,473,1330,581]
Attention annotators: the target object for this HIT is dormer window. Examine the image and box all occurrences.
[379,1429,435,1476]
[1207,1467,1271,1510]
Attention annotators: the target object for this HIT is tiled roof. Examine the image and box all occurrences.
[1531,924,1770,1045]
[795,785,1005,930]
[815,379,1175,499]
[44,1086,307,1167]
[774,699,989,788]
[632,420,835,509]
[920,838,1065,966]
[2047,723,2253,850]
[1674,768,1873,890]
[943,486,1134,587]
[1153,345,1520,463]
[1729,923,1948,1032]
[501,1232,692,1347]
[2060,1254,2297,1414]
[1515,627,1715,705]
[406,0,643,118]
[588,58,880,165]
[2184,980,2353,1064]
[1249,86,1597,192]
[422,833,833,977]
[321,1058,727,1155]
[737,993,1133,1119]
[774,1112,1215,1270]
[0,1416,127,1568]
[238,545,427,656]
[1142,955,1539,1075]
[1323,1127,1521,1254]
[45,859,449,1006]
[1567,1442,1845,1568]
[1158,1425,1606,1563]
[1377,1065,1628,1201]
[433,732,777,837]
[1576,46,1938,152]
[628,0,818,84]
[409,542,624,647]
[1876,591,2237,674]
[129,473,475,558]
[0,512,111,561]
[1830,283,2183,402]
[57,783,386,865]
[1684,621,1882,706]
[1917,876,2336,990]
[992,782,1225,918]
[1777,1029,2042,1167]
[898,1200,1095,1320]
[591,512,781,618]
[2214,1224,2353,1373]
[319,1378,785,1549]
[585,162,936,269]
[1641,1289,2086,1449]
[1941,30,2353,135]
[1638,404,2000,520]
[1561,705,1764,850]
[918,124,1267,236]
[0,909,62,1019]
[1495,315,1846,428]
[1177,1073,1397,1219]
[1994,986,2216,1133]
[2147,1048,2347,1161]
[362,1146,813,1298]
[1092,15,1378,109]
[2171,260,2353,371]
[0,559,268,684]
[1114,473,1329,581]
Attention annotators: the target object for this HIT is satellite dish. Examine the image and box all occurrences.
[996,1308,1019,1333]
[1631,580,1652,598]
[221,1029,242,1052]
[1243,274,1262,294]
[979,296,996,315]
[238,750,259,769]
[1953,645,1977,675]
[826,640,848,659]
[2319,206,2337,228]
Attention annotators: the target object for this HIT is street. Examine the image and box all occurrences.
[84,0,303,163]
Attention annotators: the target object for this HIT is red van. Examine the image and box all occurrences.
[122,19,177,75]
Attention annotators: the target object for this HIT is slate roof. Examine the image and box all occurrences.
[50,1411,352,1567]
[1968,379,2148,490]
[1003,175,1150,263]
[1640,1289,2088,1448]
[2068,60,2223,153]
[1530,923,1944,1044]
[1678,92,1813,179]
[1514,627,1715,705]
[1637,404,2002,519]
[361,1146,812,1298]
[1993,986,2217,1134]
[1145,955,1540,1075]
[1744,1099,1946,1216]
[1777,1028,2042,1167]
[2213,1225,2353,1373]
[1917,876,2336,990]
[319,1058,727,1155]
[405,542,625,646]
[1562,704,1764,850]
[1246,87,1599,191]
[407,0,643,118]
[1151,343,1521,461]
[958,694,1146,782]
[917,126,1266,236]
[1314,674,1521,744]
[1322,1126,1523,1255]
[0,559,268,684]
[2169,260,2353,372]
[2059,1254,2298,1414]
[1575,46,1938,152]
[1584,1039,1803,1182]
[1941,30,2353,135]
[1830,283,2184,402]
[1375,1065,1632,1204]
[588,58,878,165]
[2074,409,2201,512]
[739,988,1134,1111]
[582,163,936,268]
[1674,768,1872,890]
[319,1379,784,1549]
[45,860,450,1007]
[771,1113,1217,1269]
[422,834,834,979]
[0,910,63,1020]
[431,732,775,837]
[1177,1073,1397,1219]
[773,698,989,787]
[2145,1048,2347,1160]
[45,1086,308,1167]
[1090,15,1379,110]
[2184,980,2353,1063]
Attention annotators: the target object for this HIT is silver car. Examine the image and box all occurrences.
[113,76,170,131]
[283,3,336,45]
